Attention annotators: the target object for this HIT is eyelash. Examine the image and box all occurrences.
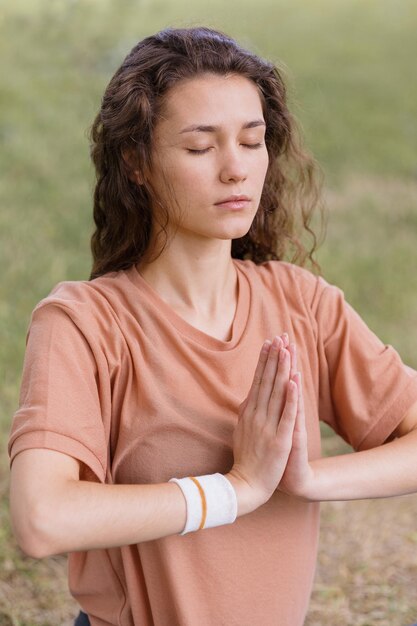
[187,143,264,155]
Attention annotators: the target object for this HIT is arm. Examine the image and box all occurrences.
[305,399,417,501]
[10,448,185,558]
[279,357,417,502]
[9,448,255,559]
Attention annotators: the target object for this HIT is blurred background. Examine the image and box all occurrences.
[1,0,416,623]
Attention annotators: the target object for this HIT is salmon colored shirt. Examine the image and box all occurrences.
[8,259,417,626]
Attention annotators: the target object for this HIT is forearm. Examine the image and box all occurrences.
[16,479,186,557]
[48,473,252,556]
[12,468,253,559]
[305,429,417,502]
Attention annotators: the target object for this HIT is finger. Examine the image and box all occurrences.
[292,371,306,436]
[289,373,309,466]
[266,346,291,428]
[255,336,284,415]
[275,379,298,438]
[237,396,249,422]
[239,396,249,412]
[288,342,297,379]
[281,332,289,348]
[243,339,274,415]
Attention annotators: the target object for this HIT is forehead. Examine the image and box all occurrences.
[157,73,264,131]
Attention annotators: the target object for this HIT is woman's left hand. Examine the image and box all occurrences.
[239,336,315,499]
[276,342,315,500]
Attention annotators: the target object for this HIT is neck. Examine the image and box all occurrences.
[136,235,237,318]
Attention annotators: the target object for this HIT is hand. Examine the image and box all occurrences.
[226,334,299,513]
[278,343,314,500]
[237,332,290,416]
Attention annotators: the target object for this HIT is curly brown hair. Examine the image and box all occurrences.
[89,25,325,280]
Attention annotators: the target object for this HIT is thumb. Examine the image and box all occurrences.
[238,396,249,420]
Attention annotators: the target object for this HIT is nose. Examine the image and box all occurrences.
[219,145,248,183]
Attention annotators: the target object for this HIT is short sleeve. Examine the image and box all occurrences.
[314,277,417,451]
[8,302,109,482]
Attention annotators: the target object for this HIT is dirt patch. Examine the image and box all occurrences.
[306,495,417,625]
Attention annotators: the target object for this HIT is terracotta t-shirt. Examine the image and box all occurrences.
[8,259,417,626]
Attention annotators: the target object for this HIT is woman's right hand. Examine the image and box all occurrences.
[225,335,299,515]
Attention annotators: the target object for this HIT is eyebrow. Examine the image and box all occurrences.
[179,119,266,134]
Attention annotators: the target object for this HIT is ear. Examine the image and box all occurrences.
[122,147,146,186]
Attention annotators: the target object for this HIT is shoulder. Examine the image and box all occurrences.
[234,258,333,309]
[37,271,118,304]
[29,269,135,337]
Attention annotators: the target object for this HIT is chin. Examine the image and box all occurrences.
[215,220,254,239]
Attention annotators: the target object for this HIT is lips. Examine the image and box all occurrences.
[215,194,250,204]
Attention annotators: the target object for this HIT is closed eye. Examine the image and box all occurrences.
[187,143,265,155]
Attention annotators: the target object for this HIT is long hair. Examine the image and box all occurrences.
[89,25,325,280]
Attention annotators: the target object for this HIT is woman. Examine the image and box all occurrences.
[8,26,417,626]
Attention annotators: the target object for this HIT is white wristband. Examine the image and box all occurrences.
[169,473,238,535]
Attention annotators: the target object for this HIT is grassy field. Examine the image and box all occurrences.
[1,0,417,623]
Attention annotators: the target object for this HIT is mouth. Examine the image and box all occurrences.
[214,195,251,210]
[214,199,250,210]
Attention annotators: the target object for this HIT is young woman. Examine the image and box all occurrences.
[8,26,417,626]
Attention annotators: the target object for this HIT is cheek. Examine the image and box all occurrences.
[261,150,270,173]
[151,161,186,198]
[155,166,204,212]
[255,154,269,186]
[169,162,207,193]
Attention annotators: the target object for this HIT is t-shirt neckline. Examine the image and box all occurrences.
[126,258,250,351]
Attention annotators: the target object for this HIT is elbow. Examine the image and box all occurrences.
[11,501,61,559]
[15,537,51,561]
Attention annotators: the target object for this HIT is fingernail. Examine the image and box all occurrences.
[262,340,272,352]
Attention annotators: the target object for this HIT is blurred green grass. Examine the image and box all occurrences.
[1,0,417,623]
[2,0,417,428]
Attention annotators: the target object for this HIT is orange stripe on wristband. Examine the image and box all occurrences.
[190,476,207,530]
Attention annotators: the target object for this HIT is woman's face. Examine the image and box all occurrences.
[145,72,270,244]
